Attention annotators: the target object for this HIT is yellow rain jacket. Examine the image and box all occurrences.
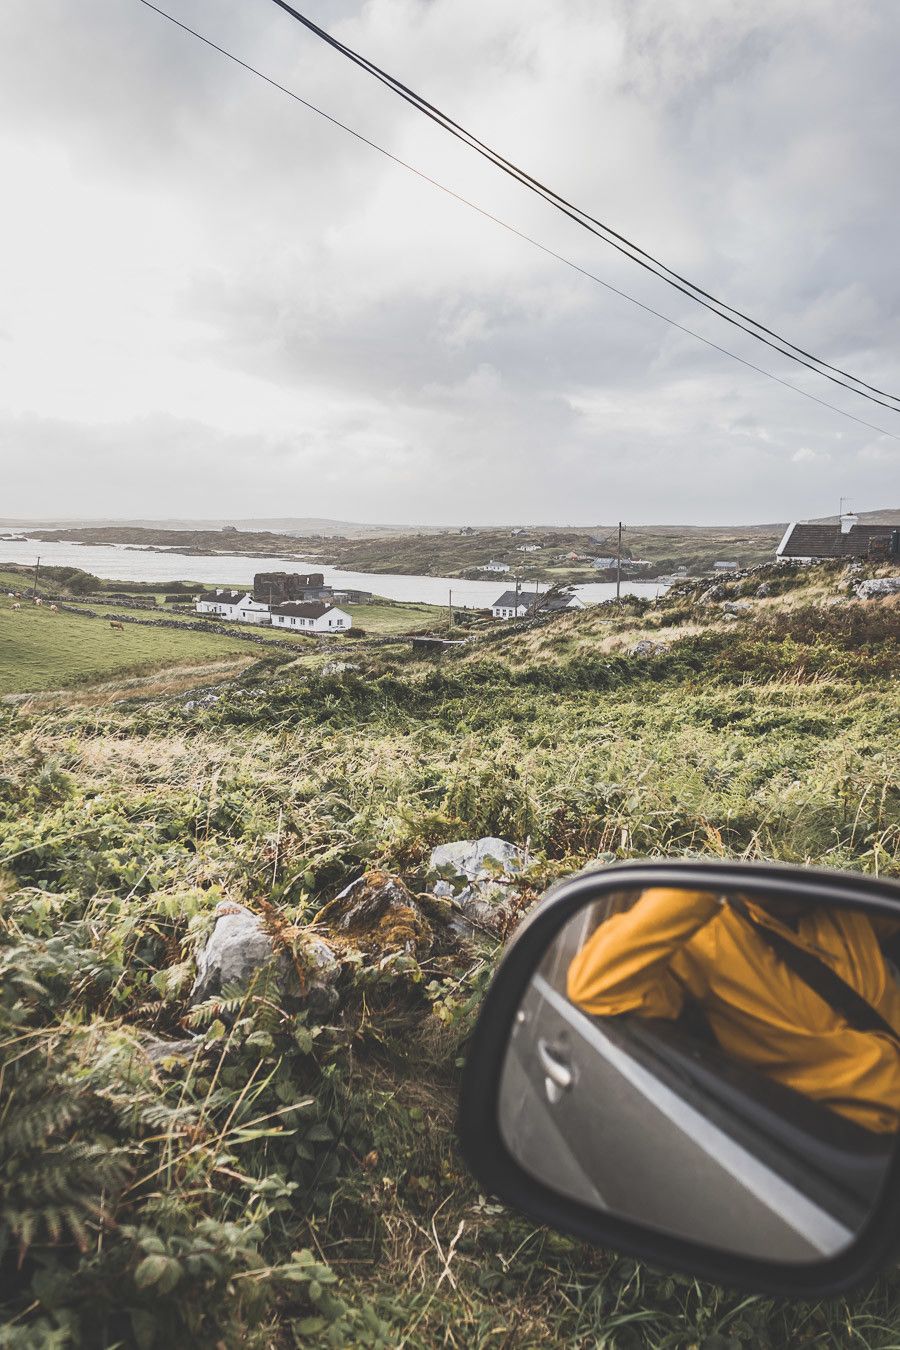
[566,888,900,1134]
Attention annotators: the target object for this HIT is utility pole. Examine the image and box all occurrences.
[32,555,40,599]
[448,588,453,630]
[616,523,622,602]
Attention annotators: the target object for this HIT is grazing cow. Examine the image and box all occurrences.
[49,604,58,612]
[12,602,21,611]
[34,597,42,606]
[109,621,124,631]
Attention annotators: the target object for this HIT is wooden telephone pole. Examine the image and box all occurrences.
[615,523,622,601]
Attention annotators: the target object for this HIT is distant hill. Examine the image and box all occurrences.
[0,517,425,539]
[809,508,900,524]
[3,508,898,535]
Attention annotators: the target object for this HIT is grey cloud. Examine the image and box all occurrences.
[0,0,898,523]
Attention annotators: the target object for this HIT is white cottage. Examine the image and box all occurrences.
[195,590,271,624]
[270,601,352,633]
[481,560,511,573]
[491,589,585,619]
[196,589,248,619]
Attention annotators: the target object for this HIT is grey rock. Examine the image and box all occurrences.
[755,582,774,598]
[700,584,726,603]
[429,837,528,885]
[139,1034,204,1064]
[322,660,359,676]
[628,639,670,657]
[856,577,900,599]
[721,600,751,615]
[428,837,528,935]
[191,902,339,1007]
[183,691,221,712]
[191,902,277,1003]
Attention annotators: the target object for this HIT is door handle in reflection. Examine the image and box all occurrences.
[537,1039,574,1104]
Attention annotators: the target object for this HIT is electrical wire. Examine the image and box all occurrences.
[133,0,900,443]
[266,0,900,415]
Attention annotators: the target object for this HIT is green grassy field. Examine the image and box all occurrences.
[343,600,446,633]
[0,602,252,695]
[159,599,447,640]
[0,567,38,592]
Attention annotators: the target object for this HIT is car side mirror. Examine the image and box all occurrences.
[458,860,900,1296]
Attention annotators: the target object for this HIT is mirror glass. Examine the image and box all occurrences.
[499,884,900,1263]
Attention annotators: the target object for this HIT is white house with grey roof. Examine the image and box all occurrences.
[195,590,271,624]
[270,601,352,633]
[196,589,243,618]
[490,589,585,619]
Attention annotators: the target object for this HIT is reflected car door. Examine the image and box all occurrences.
[498,903,860,1262]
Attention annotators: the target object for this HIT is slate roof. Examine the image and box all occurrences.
[492,590,538,608]
[201,590,245,605]
[491,590,577,611]
[777,522,896,559]
[271,601,340,619]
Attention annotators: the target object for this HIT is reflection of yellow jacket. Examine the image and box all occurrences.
[566,888,900,1134]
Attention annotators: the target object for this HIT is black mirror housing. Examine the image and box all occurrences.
[458,859,900,1296]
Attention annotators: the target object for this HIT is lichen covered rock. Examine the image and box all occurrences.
[320,870,429,956]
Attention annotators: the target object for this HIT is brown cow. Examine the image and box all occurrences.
[49,604,59,612]
[109,621,124,631]
[12,602,21,611]
[34,597,42,606]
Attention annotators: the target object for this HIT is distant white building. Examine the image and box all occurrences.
[713,561,739,572]
[195,590,263,621]
[270,601,352,633]
[481,561,511,573]
[591,556,618,570]
[517,544,541,553]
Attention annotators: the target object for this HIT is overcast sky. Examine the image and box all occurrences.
[1,0,898,525]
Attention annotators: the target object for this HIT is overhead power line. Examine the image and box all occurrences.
[132,0,900,443]
[266,0,900,416]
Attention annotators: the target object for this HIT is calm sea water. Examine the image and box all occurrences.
[0,537,665,608]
